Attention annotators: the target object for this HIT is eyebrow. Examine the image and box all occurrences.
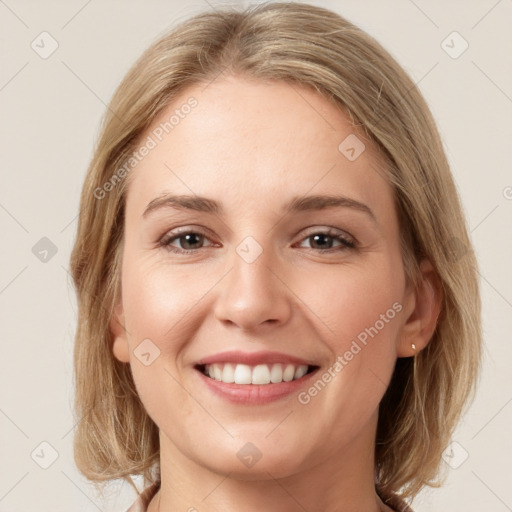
[142,193,377,223]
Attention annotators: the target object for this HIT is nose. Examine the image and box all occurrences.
[213,241,292,332]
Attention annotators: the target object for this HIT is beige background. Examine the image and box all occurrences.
[1,1,511,511]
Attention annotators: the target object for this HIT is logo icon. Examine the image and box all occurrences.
[32,237,58,263]
[236,236,263,264]
[441,32,469,59]
[236,442,262,468]
[338,134,366,161]
[31,441,59,469]
[442,441,469,469]
[31,32,59,59]
[134,338,161,366]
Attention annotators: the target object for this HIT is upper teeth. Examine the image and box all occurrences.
[204,363,309,385]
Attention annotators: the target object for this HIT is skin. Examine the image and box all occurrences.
[111,74,441,512]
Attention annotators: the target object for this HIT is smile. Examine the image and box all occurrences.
[198,362,316,384]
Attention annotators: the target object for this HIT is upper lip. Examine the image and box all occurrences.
[195,350,317,367]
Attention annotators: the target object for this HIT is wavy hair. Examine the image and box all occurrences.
[69,1,482,502]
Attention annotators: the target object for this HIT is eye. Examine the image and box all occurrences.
[159,229,215,253]
[296,229,356,252]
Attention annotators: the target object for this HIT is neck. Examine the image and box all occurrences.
[149,410,392,512]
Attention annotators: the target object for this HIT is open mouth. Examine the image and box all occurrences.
[195,362,319,385]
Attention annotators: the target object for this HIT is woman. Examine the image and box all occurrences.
[69,3,482,511]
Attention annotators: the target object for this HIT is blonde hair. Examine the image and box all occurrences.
[69,1,481,502]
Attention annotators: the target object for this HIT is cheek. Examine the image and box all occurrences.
[301,256,403,348]
[301,258,402,410]
[119,255,201,408]
[122,256,205,344]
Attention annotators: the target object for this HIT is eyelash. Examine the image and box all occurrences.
[158,228,356,254]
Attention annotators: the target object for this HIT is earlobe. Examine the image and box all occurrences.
[397,259,443,358]
[110,303,131,363]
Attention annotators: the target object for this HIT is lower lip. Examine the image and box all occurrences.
[194,367,320,405]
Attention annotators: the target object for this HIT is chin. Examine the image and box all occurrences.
[196,443,310,481]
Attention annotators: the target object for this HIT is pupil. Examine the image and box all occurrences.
[183,233,201,249]
[312,234,331,249]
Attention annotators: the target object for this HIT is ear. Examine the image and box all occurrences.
[397,259,443,357]
[110,301,130,363]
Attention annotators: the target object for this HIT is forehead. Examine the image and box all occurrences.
[125,75,392,217]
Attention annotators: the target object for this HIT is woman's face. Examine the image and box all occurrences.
[112,75,416,478]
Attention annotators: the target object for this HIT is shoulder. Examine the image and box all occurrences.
[124,482,160,512]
